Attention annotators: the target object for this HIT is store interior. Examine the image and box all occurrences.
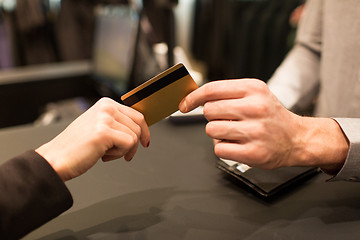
[0,0,304,128]
[6,2,360,240]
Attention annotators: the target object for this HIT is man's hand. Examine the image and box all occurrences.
[36,97,150,181]
[179,79,348,173]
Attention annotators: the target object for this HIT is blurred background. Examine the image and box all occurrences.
[0,0,304,127]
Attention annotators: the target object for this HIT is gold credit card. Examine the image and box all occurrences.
[121,63,198,126]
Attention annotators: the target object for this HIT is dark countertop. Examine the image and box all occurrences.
[1,119,359,240]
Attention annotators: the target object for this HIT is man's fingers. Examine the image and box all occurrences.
[206,121,246,141]
[179,79,265,113]
[214,140,279,169]
[203,96,269,121]
[203,99,244,121]
[214,141,250,164]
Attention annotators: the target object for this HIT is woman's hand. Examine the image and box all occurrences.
[36,97,150,181]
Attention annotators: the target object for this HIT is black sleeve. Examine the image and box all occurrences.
[0,150,73,240]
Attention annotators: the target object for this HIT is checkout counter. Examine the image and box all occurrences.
[1,116,360,240]
[1,63,360,240]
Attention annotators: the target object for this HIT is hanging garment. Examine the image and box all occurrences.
[0,13,13,68]
[14,0,58,65]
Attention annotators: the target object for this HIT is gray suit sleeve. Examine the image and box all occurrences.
[267,0,322,112]
[0,150,73,240]
[267,1,360,182]
[330,119,360,181]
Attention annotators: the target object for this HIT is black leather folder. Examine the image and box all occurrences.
[217,159,320,200]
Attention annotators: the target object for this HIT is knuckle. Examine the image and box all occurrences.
[94,121,110,137]
[97,97,113,106]
[90,124,111,147]
[129,130,138,144]
[252,123,265,136]
[256,103,268,113]
[205,122,216,137]
[253,80,268,93]
[202,102,212,119]
[125,105,145,123]
[122,133,137,149]
[98,99,116,114]
[213,144,224,158]
[250,100,269,118]
[97,110,114,126]
[103,105,116,115]
[133,124,142,137]
[123,134,136,149]
[244,79,267,93]
[131,135,138,147]
[203,82,219,99]
[249,147,276,170]
[135,111,146,123]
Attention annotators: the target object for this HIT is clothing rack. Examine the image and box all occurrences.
[192,0,304,82]
[0,0,177,71]
[0,0,130,69]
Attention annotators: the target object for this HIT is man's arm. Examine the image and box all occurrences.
[268,0,323,112]
[267,0,360,181]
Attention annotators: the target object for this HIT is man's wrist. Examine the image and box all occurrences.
[293,117,349,173]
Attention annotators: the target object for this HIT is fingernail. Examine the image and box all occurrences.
[146,141,150,148]
[179,99,187,113]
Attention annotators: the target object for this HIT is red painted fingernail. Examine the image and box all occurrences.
[147,141,150,148]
